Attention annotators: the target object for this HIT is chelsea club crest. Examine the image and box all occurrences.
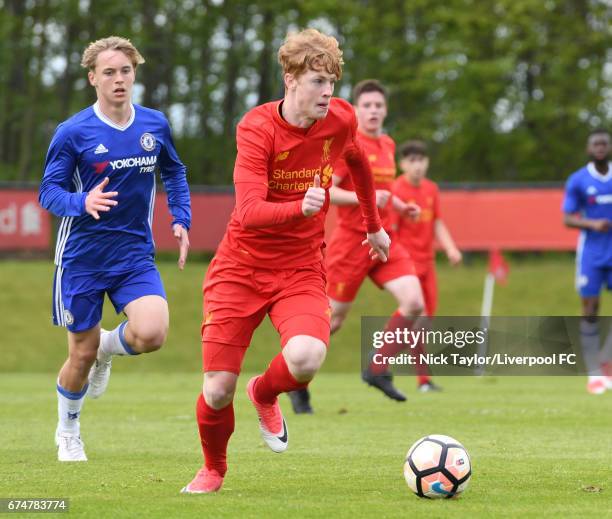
[140,132,156,151]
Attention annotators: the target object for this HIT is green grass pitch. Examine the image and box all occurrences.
[1,256,611,517]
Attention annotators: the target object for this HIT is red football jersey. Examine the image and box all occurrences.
[392,176,440,263]
[334,131,397,233]
[216,97,380,268]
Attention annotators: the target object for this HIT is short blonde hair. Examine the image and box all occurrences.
[278,28,343,80]
[81,36,145,70]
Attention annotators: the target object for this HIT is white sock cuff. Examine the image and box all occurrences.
[100,321,139,356]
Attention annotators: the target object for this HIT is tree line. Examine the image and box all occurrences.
[1,0,610,185]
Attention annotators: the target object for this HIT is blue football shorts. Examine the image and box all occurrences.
[52,264,166,333]
[576,254,612,297]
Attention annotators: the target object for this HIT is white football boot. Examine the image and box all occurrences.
[87,329,112,399]
[55,428,87,462]
[246,376,288,453]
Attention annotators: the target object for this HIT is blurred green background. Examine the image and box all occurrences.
[1,0,610,185]
[2,253,606,373]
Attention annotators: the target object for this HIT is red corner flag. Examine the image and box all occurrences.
[488,249,509,284]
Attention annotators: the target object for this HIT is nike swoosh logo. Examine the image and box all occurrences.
[431,482,452,495]
[276,419,288,443]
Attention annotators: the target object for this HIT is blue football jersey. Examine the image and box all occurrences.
[39,102,191,272]
[563,162,612,266]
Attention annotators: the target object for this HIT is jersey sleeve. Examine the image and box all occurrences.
[233,119,303,229]
[159,117,192,231]
[38,124,87,217]
[562,174,583,214]
[341,111,381,233]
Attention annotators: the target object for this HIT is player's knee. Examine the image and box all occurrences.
[203,381,236,409]
[285,341,327,381]
[399,298,424,318]
[130,323,168,352]
[69,348,97,371]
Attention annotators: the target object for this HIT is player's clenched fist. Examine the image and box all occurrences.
[85,176,118,220]
[302,174,326,217]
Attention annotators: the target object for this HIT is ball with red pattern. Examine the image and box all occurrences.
[404,434,471,499]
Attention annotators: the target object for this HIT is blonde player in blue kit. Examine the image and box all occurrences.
[563,129,612,394]
[39,36,191,461]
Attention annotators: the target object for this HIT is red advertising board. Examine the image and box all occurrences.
[152,192,234,251]
[437,189,579,251]
[0,187,580,253]
[0,190,51,251]
[154,188,578,253]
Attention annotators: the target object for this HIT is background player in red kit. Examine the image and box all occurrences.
[181,29,390,494]
[393,140,462,317]
[288,80,437,414]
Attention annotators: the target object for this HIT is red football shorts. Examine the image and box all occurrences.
[414,260,437,316]
[326,229,417,303]
[201,255,331,374]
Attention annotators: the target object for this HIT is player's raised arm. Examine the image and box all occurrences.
[39,125,93,217]
[234,122,303,229]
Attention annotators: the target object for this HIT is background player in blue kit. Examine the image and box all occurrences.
[563,129,612,394]
[39,36,191,461]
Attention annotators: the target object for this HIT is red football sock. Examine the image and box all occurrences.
[413,339,431,385]
[370,310,412,375]
[196,393,234,477]
[370,310,433,383]
[254,353,309,404]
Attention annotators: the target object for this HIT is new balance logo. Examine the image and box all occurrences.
[94,143,109,154]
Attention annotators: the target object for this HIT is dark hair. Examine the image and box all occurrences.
[588,128,610,140]
[352,79,387,103]
[400,140,428,158]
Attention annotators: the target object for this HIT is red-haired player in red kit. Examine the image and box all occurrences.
[181,29,390,494]
[393,140,462,317]
[289,80,441,415]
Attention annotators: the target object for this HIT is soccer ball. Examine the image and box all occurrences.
[403,434,471,499]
